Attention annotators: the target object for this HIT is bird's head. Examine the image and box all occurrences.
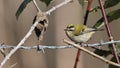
[64,24,86,36]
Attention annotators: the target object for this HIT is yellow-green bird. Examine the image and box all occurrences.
[64,24,101,43]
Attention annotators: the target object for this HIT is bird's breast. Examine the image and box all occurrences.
[66,31,95,43]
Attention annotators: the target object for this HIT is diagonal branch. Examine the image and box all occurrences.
[0,0,72,67]
[46,0,72,15]
[98,0,120,64]
[32,0,41,12]
[0,21,39,68]
[64,39,120,67]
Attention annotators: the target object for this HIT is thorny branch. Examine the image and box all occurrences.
[0,0,72,68]
[64,39,120,67]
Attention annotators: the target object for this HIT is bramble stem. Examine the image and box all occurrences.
[98,0,120,64]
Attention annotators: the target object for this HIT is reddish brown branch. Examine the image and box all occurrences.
[74,49,81,68]
[74,0,93,68]
[84,0,93,25]
[98,0,120,64]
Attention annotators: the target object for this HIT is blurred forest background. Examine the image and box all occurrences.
[0,0,120,68]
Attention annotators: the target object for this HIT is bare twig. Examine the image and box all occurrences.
[74,48,81,68]
[9,63,17,68]
[32,0,41,12]
[74,0,94,68]
[0,0,72,67]
[98,0,120,64]
[64,39,120,67]
[45,0,72,15]
[84,0,93,25]
[0,21,39,68]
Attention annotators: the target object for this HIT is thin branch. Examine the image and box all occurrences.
[63,39,120,67]
[98,0,120,64]
[45,0,72,15]
[74,0,94,68]
[74,48,81,68]
[32,0,41,12]
[84,0,93,25]
[0,0,72,67]
[8,63,17,68]
[0,21,39,68]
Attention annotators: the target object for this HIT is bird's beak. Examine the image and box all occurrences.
[64,28,69,31]
[64,28,68,31]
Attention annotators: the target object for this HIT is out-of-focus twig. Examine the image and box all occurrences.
[84,0,93,25]
[32,0,41,12]
[8,63,17,68]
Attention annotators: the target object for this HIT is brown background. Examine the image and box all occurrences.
[0,0,120,68]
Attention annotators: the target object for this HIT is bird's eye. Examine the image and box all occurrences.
[80,29,85,34]
[66,25,75,31]
[67,25,74,28]
[82,29,85,32]
[69,27,75,31]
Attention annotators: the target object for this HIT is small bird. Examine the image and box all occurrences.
[64,24,102,43]
[33,11,48,42]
